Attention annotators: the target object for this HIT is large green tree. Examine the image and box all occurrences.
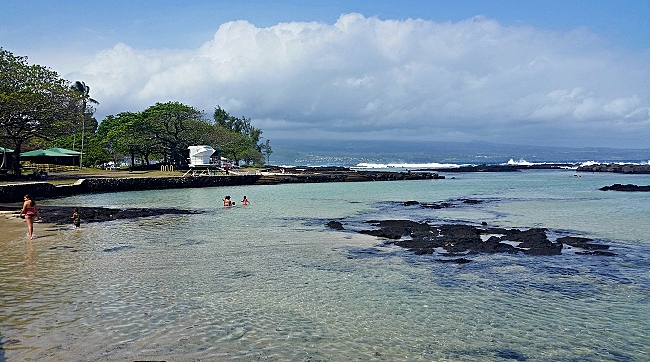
[212,106,265,166]
[0,48,82,174]
[142,102,205,165]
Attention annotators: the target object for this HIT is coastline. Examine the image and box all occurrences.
[0,168,443,203]
[1,162,648,204]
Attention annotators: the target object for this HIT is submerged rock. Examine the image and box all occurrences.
[326,220,344,230]
[37,206,199,225]
[332,218,616,260]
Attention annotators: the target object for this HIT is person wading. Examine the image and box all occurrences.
[19,194,41,240]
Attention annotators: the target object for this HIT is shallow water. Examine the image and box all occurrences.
[1,170,649,361]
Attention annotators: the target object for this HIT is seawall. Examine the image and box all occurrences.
[0,175,261,203]
[0,171,443,203]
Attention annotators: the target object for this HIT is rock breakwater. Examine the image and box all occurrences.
[577,163,650,174]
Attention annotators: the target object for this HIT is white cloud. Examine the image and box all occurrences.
[69,13,650,148]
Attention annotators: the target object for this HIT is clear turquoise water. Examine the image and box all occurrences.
[1,169,649,361]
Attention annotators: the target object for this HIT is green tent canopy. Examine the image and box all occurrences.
[21,149,73,157]
[46,147,82,155]
[20,148,78,166]
[0,147,14,153]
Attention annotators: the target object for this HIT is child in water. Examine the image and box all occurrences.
[223,195,233,207]
[71,207,81,228]
[241,196,249,205]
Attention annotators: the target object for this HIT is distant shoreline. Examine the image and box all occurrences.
[417,162,650,173]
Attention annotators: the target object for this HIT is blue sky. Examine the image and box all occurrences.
[1,0,649,148]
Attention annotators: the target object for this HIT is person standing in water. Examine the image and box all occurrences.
[19,194,41,240]
[223,195,233,207]
[241,196,249,205]
[71,207,81,228]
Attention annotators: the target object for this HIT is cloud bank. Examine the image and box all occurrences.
[70,13,650,148]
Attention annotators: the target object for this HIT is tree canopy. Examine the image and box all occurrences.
[0,48,86,173]
[0,48,271,174]
[97,103,267,168]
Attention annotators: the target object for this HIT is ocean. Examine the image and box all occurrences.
[1,167,649,361]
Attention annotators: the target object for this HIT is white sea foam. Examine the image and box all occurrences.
[579,160,599,167]
[505,158,534,166]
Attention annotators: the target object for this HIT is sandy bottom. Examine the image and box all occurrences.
[0,211,57,242]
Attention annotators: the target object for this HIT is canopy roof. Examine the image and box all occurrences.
[0,147,14,153]
[47,147,82,155]
[21,149,74,157]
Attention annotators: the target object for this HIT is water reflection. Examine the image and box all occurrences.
[23,241,35,277]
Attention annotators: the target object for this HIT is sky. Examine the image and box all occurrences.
[1,0,649,149]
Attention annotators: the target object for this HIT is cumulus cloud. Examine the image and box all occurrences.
[69,13,650,148]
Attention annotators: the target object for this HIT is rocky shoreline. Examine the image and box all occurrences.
[576,163,650,174]
[416,162,650,174]
[418,163,575,172]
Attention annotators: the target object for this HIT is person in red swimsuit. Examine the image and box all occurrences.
[19,194,41,240]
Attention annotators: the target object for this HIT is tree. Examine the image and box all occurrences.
[70,80,99,167]
[261,139,273,164]
[142,102,205,165]
[212,106,264,165]
[99,112,158,168]
[0,48,80,174]
[96,114,126,166]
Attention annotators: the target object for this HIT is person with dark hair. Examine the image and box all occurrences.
[19,194,40,239]
[71,207,81,228]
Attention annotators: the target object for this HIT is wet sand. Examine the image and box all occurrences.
[0,210,59,243]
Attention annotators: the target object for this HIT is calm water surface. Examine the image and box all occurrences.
[1,170,649,361]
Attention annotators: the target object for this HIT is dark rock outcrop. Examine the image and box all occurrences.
[420,164,574,172]
[37,206,199,225]
[255,169,444,185]
[599,184,650,191]
[339,218,615,261]
[326,221,344,230]
[577,163,650,174]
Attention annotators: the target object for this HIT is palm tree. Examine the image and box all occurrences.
[71,81,98,168]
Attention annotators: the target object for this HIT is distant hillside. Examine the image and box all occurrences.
[267,139,650,166]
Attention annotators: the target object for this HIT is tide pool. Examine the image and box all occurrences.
[1,169,649,361]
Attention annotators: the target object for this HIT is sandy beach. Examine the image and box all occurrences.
[0,210,60,243]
